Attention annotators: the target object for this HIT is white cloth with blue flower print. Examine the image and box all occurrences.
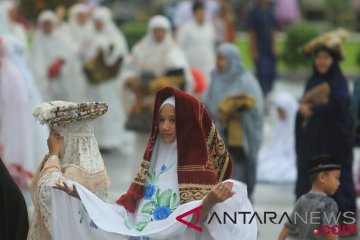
[51,138,258,239]
[51,180,257,240]
[134,138,180,225]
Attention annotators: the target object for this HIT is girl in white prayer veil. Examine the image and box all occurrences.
[125,15,194,93]
[67,3,94,62]
[85,6,132,151]
[2,35,48,183]
[124,15,194,173]
[88,6,128,65]
[28,101,110,240]
[0,36,33,188]
[0,1,27,44]
[28,10,86,102]
[257,92,299,183]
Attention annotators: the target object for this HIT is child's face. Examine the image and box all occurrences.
[323,170,341,195]
[159,104,176,144]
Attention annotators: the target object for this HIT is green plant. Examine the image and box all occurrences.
[121,22,148,50]
[19,0,73,23]
[357,48,360,67]
[282,22,319,69]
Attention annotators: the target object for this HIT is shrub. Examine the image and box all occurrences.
[121,22,148,50]
[282,22,319,69]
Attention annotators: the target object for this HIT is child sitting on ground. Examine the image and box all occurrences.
[278,155,341,240]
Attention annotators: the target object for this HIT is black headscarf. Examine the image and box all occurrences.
[0,158,29,240]
[305,46,350,99]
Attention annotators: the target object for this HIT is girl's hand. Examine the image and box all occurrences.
[299,103,313,119]
[53,182,80,200]
[205,182,235,206]
[47,130,64,156]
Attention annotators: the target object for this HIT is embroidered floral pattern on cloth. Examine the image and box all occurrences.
[124,155,179,232]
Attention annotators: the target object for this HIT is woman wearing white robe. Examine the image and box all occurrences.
[124,15,194,172]
[257,92,299,183]
[28,10,86,102]
[0,40,33,188]
[85,6,131,151]
[2,34,48,180]
[67,3,94,63]
[125,15,194,93]
[176,2,216,91]
[0,1,27,45]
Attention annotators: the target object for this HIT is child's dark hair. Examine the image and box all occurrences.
[308,155,341,183]
[193,1,205,12]
[310,172,321,184]
[309,170,335,183]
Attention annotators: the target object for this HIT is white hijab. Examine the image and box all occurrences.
[89,7,128,65]
[68,3,91,31]
[67,3,93,58]
[128,16,194,92]
[2,34,48,170]
[0,45,34,187]
[29,10,86,101]
[258,92,299,183]
[29,10,68,77]
[143,15,173,50]
[0,1,27,43]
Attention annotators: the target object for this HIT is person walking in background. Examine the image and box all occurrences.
[28,10,86,102]
[2,35,48,182]
[0,1,27,45]
[84,6,131,152]
[205,43,264,199]
[295,29,356,226]
[67,3,94,63]
[172,0,219,30]
[177,1,216,94]
[246,0,278,98]
[274,0,301,30]
[213,0,236,44]
[0,37,41,189]
[123,15,194,174]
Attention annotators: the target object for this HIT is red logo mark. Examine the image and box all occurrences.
[176,205,203,232]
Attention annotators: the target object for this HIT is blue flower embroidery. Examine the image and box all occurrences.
[144,184,156,200]
[153,205,171,220]
[161,164,166,172]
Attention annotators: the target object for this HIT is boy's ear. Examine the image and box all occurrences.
[318,171,327,183]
